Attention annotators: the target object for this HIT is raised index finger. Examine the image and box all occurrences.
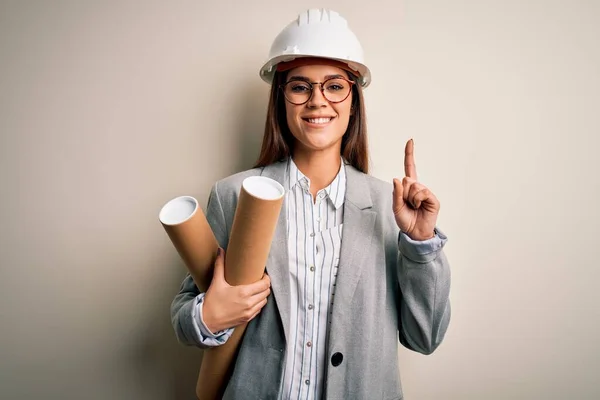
[404,139,417,179]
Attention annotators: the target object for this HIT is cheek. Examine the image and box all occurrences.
[334,103,352,128]
[285,103,300,135]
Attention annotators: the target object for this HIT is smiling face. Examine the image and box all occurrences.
[283,64,353,156]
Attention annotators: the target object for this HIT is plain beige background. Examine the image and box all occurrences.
[1,0,599,399]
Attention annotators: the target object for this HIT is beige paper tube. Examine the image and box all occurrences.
[159,196,218,292]
[196,176,285,400]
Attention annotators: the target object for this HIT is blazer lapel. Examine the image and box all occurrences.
[329,163,376,335]
[260,160,292,345]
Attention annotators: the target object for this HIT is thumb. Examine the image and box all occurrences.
[392,178,405,214]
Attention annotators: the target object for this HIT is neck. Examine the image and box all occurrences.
[292,146,341,198]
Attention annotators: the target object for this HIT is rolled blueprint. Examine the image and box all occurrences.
[159,195,218,292]
[195,176,285,400]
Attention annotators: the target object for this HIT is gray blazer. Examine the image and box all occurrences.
[171,159,451,400]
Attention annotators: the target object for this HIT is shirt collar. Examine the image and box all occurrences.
[286,156,347,210]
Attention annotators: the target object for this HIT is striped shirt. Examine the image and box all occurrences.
[278,157,346,400]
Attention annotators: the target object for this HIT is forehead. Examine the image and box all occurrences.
[286,64,349,80]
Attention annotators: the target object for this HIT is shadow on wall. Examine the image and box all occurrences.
[130,257,205,399]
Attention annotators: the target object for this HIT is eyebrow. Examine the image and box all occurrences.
[288,74,346,82]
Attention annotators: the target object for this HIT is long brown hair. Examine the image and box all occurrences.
[253,69,369,174]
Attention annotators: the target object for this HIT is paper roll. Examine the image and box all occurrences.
[195,176,285,400]
[159,196,218,292]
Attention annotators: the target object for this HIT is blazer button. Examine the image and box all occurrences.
[331,352,343,367]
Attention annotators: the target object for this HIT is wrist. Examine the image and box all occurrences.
[201,297,221,334]
[203,314,217,334]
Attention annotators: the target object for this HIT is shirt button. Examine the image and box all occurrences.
[310,266,315,272]
[310,232,315,237]
[305,379,310,385]
[317,217,321,222]
[308,304,314,310]
[307,341,312,347]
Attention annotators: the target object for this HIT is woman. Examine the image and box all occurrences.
[171,9,451,400]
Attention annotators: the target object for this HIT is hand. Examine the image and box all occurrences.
[393,139,440,241]
[203,248,271,333]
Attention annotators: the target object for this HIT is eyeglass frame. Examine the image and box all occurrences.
[279,76,356,105]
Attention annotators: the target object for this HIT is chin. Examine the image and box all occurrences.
[300,137,342,152]
[290,122,345,153]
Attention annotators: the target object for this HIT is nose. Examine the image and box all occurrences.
[307,84,327,108]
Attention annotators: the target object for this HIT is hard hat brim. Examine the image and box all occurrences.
[259,54,371,88]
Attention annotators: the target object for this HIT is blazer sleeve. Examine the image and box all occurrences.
[170,181,230,348]
[396,228,451,355]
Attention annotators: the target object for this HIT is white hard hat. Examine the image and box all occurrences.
[259,9,371,88]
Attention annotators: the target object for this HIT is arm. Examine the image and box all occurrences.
[170,182,232,348]
[396,228,451,355]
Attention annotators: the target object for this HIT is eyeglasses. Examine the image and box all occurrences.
[280,77,355,105]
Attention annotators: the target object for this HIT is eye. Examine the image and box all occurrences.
[325,80,346,91]
[288,81,311,93]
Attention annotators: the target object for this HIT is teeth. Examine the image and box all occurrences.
[307,118,332,124]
